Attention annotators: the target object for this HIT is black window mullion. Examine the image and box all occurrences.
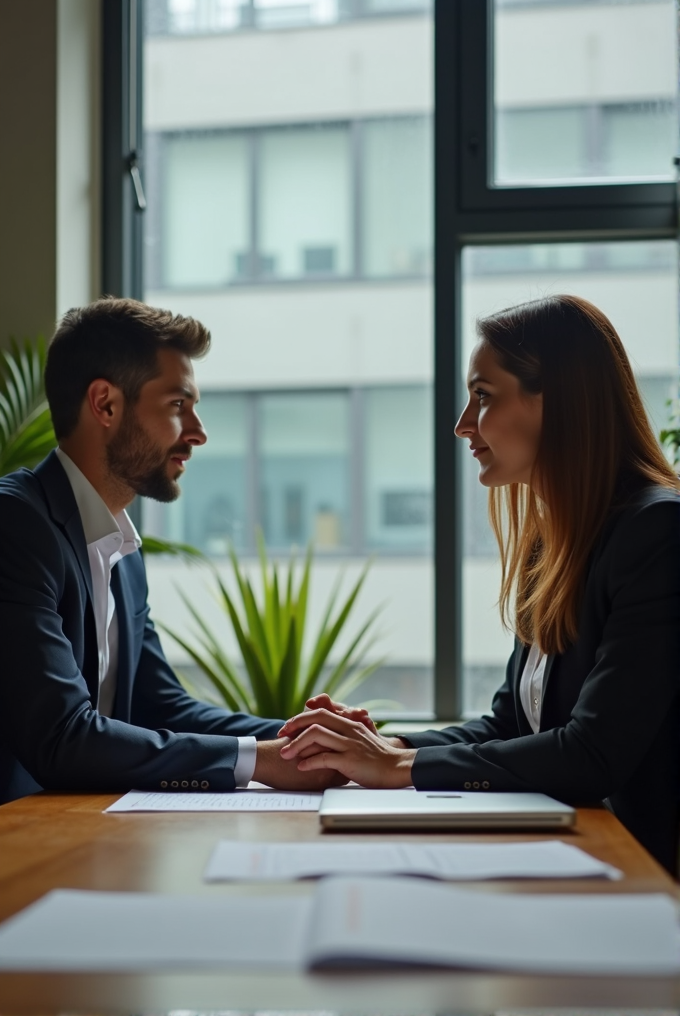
[434,0,464,719]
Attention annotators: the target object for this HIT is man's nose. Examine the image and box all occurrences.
[185,413,207,446]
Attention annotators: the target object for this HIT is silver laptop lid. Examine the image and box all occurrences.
[319,789,576,830]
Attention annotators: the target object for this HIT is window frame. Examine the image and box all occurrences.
[104,0,678,721]
[432,0,677,720]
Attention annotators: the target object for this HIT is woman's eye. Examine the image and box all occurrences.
[475,389,490,402]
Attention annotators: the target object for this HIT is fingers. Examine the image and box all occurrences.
[296,750,345,773]
[278,707,361,739]
[305,694,370,725]
[280,723,348,759]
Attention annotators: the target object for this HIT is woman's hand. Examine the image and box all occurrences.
[277,708,416,788]
[303,693,379,735]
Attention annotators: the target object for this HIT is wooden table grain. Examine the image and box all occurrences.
[0,792,678,1014]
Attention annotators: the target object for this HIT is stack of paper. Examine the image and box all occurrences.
[0,879,677,975]
[204,839,622,882]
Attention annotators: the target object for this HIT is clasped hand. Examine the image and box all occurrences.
[276,693,416,789]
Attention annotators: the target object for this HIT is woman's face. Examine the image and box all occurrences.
[456,342,543,488]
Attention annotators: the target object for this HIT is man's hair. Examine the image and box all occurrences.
[45,297,211,439]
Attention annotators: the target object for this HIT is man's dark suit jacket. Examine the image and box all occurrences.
[406,485,680,874]
[0,451,281,804]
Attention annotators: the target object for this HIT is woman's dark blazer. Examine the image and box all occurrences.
[406,485,680,873]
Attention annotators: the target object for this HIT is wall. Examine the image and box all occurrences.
[0,0,101,349]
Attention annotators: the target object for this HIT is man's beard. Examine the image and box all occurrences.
[106,408,189,503]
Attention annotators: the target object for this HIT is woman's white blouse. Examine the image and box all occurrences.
[519,643,547,733]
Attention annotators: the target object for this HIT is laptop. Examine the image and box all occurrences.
[319,789,576,831]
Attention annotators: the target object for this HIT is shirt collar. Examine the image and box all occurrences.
[55,448,141,551]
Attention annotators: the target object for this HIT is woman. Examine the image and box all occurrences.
[279,295,680,873]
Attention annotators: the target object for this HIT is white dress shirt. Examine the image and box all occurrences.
[56,449,256,785]
[518,642,548,733]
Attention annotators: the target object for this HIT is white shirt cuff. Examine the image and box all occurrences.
[234,736,257,787]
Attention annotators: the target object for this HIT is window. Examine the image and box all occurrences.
[146,117,433,288]
[146,0,432,35]
[259,392,350,548]
[162,133,250,287]
[106,0,677,720]
[260,127,351,280]
[493,0,677,186]
[362,118,432,277]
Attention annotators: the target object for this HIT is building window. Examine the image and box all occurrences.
[155,385,432,557]
[146,117,433,290]
[260,126,352,281]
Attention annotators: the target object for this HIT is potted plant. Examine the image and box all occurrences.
[159,536,391,718]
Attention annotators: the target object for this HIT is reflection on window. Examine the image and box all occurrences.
[365,387,432,550]
[461,239,679,716]
[494,0,678,185]
[259,393,349,548]
[260,127,351,280]
[363,119,432,277]
[163,133,249,288]
[146,0,431,34]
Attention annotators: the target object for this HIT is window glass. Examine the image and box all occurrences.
[143,3,434,718]
[494,0,678,185]
[258,393,350,549]
[363,118,432,277]
[163,133,250,287]
[161,393,249,552]
[461,239,679,715]
[260,126,351,280]
[364,386,433,550]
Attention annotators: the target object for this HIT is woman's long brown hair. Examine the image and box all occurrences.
[480,294,680,655]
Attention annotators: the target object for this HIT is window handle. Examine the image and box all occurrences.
[128,151,147,211]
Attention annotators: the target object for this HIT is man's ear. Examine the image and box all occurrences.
[86,379,125,431]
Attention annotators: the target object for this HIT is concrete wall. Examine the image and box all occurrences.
[145,16,433,130]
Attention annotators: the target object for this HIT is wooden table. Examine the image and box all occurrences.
[0,792,678,1014]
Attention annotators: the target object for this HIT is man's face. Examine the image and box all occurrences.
[106,348,207,503]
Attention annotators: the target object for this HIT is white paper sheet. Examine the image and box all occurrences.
[204,839,622,882]
[105,789,323,813]
[0,880,677,976]
[0,890,311,971]
[308,876,680,976]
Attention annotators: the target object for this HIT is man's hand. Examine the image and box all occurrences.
[303,693,379,735]
[253,739,348,791]
[277,709,416,788]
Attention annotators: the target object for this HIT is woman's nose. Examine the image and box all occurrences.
[455,400,476,439]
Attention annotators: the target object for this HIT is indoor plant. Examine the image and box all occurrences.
[159,535,389,719]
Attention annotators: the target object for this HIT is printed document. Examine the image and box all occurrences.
[204,839,622,882]
[0,878,678,975]
[105,789,322,813]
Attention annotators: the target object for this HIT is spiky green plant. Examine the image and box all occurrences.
[159,536,390,719]
[0,337,57,477]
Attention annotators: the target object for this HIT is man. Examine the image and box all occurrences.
[0,297,347,802]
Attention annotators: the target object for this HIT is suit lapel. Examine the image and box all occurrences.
[34,452,94,606]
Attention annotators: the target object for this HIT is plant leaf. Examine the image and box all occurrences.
[140,535,208,563]
[0,337,56,477]
[302,561,373,699]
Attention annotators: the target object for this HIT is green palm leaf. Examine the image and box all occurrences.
[0,337,56,477]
